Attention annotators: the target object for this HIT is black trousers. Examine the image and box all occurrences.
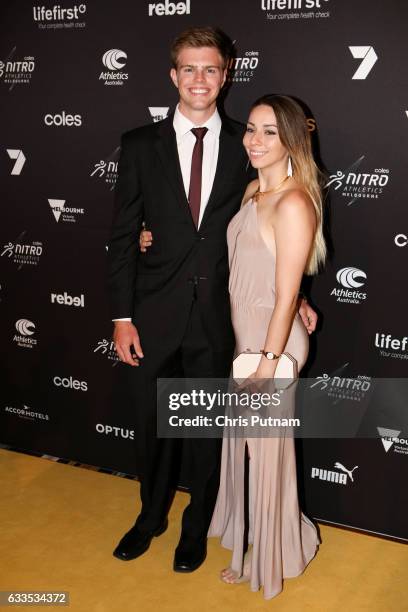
[118,300,233,546]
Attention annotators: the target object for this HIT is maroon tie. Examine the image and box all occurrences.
[188,127,208,228]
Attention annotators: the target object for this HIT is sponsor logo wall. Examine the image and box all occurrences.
[1,0,407,541]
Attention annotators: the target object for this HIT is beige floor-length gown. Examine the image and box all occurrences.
[208,199,319,600]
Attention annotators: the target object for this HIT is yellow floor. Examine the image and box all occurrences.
[1,448,406,612]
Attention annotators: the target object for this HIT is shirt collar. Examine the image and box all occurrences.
[173,104,222,143]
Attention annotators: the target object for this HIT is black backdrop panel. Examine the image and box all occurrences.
[1,0,408,540]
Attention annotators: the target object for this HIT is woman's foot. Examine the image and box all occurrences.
[220,549,252,584]
[220,567,249,584]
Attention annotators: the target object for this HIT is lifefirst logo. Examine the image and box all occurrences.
[33,4,86,21]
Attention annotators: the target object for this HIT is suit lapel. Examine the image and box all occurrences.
[199,118,241,229]
[154,114,196,227]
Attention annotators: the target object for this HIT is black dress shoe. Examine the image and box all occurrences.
[113,518,168,561]
[173,539,207,573]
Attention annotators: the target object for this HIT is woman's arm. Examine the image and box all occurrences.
[255,191,316,378]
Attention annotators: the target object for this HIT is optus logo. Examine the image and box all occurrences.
[44,112,82,126]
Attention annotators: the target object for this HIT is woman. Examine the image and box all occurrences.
[140,94,326,599]
[207,94,326,599]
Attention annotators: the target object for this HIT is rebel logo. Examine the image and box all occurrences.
[51,292,85,307]
[148,0,190,15]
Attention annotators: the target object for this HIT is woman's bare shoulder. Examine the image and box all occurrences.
[240,179,259,208]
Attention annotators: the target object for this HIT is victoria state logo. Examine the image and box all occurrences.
[13,319,38,348]
[377,427,408,456]
[99,49,128,86]
[48,199,84,223]
[311,462,359,486]
[148,107,169,123]
[326,155,390,206]
[91,147,120,189]
[330,266,367,304]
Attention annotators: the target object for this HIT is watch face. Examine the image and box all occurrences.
[266,352,274,360]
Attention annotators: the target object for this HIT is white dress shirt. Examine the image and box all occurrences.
[173,104,221,228]
[113,105,221,322]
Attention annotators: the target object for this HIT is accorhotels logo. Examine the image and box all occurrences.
[148,0,190,16]
[51,291,85,307]
[44,112,82,127]
[53,376,88,392]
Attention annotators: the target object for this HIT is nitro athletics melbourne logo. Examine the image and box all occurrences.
[1,237,43,268]
[90,147,120,190]
[227,42,260,84]
[261,0,331,21]
[326,155,390,206]
[0,48,35,90]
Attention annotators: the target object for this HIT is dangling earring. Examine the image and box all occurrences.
[287,156,293,177]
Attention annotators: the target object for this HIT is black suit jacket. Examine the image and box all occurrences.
[107,112,251,352]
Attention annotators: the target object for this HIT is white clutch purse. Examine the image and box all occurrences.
[232,351,298,386]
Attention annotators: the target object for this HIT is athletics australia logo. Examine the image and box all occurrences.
[311,462,359,486]
[330,266,367,304]
[13,318,38,348]
[326,155,390,206]
[99,49,129,86]
[94,338,120,365]
[90,148,120,189]
[377,427,408,456]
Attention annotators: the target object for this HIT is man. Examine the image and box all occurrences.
[107,26,317,573]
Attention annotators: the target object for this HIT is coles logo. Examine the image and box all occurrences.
[53,376,88,392]
[44,111,82,127]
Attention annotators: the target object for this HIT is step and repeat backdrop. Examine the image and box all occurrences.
[1,0,407,540]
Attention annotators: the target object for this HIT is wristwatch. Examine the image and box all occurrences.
[261,350,280,360]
